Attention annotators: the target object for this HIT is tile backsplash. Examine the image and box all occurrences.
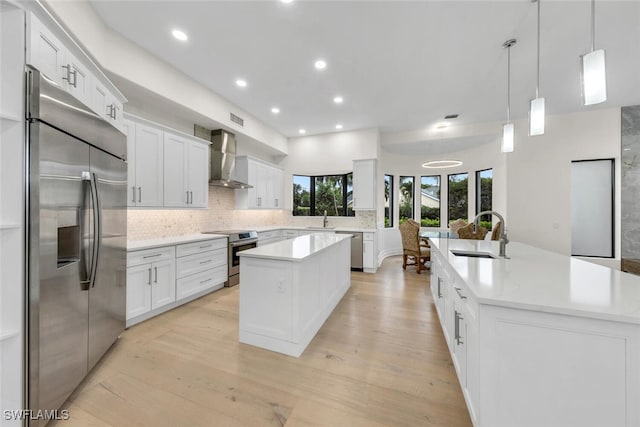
[127,186,376,240]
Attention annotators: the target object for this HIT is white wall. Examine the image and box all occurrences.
[506,108,621,267]
[41,0,288,156]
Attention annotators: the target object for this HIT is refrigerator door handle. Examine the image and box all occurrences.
[89,172,102,288]
[80,171,93,291]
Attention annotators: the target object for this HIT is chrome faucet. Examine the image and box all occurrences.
[323,210,329,228]
[473,210,509,258]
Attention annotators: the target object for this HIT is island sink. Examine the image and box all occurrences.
[450,249,498,259]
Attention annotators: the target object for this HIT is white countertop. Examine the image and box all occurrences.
[255,226,375,233]
[127,234,227,251]
[239,233,352,262]
[429,238,640,324]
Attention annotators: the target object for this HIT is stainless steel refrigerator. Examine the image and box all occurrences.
[26,66,127,425]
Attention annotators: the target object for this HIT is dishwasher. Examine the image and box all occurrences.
[336,231,363,271]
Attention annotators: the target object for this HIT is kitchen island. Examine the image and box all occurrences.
[429,238,640,427]
[238,233,352,357]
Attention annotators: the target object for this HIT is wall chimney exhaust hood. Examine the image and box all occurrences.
[209,129,252,189]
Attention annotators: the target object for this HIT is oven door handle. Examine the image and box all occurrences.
[229,239,259,248]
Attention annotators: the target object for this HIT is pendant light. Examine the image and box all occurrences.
[502,39,516,153]
[529,0,545,136]
[581,0,607,105]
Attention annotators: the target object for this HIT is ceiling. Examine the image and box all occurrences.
[90,0,640,141]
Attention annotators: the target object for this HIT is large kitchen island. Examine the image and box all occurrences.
[429,237,640,427]
[238,233,352,357]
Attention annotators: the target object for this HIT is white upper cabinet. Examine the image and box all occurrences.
[235,156,284,210]
[163,132,209,208]
[27,13,65,86]
[126,115,209,209]
[163,133,188,207]
[187,140,209,208]
[131,122,164,207]
[26,12,125,131]
[353,159,377,210]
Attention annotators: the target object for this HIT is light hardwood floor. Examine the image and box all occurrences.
[53,256,472,427]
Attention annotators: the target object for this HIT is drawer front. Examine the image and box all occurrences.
[176,248,227,279]
[176,238,227,258]
[176,264,227,300]
[363,232,375,241]
[127,246,175,267]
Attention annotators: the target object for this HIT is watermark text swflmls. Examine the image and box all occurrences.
[3,409,70,421]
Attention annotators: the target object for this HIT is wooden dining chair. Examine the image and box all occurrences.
[399,220,430,273]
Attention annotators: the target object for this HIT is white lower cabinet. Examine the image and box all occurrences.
[126,237,227,327]
[363,231,377,272]
[126,246,176,320]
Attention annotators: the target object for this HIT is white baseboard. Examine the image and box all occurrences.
[378,248,402,266]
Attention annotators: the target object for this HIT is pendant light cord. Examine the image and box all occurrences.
[536,0,541,99]
[591,0,595,52]
[507,44,511,123]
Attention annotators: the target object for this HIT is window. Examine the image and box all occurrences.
[292,173,355,217]
[293,175,311,216]
[421,175,441,227]
[476,169,493,229]
[448,172,468,224]
[384,174,393,227]
[399,176,415,223]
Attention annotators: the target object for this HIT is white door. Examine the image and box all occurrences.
[353,160,376,210]
[134,124,164,207]
[270,168,284,209]
[163,133,188,207]
[123,120,137,207]
[150,259,176,310]
[126,264,152,320]
[64,51,92,107]
[187,141,209,208]
[90,78,109,120]
[247,160,259,208]
[28,14,65,86]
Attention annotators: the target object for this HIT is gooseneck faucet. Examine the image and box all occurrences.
[323,210,328,228]
[473,210,509,258]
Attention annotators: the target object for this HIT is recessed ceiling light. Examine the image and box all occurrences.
[422,160,463,169]
[235,79,247,88]
[435,122,449,129]
[271,107,280,114]
[335,124,343,130]
[171,29,188,41]
[281,0,293,3]
[314,59,327,70]
[299,129,306,134]
[333,96,343,104]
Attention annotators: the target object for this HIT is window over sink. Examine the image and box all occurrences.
[292,173,355,217]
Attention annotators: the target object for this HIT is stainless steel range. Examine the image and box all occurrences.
[202,230,258,286]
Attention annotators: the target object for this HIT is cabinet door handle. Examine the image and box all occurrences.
[138,187,142,202]
[454,287,467,299]
[186,190,189,204]
[62,64,77,88]
[200,259,213,265]
[437,277,442,298]
[147,268,152,285]
[455,310,464,345]
[190,191,193,205]
[132,186,136,203]
[200,278,213,284]
[199,244,212,249]
[154,266,158,283]
[143,253,162,259]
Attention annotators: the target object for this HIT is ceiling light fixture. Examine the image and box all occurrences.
[335,124,343,130]
[333,96,343,104]
[422,160,463,169]
[314,59,327,70]
[235,79,247,88]
[529,0,545,136]
[502,38,517,153]
[581,0,607,105]
[435,122,449,130]
[171,29,188,41]
[299,129,306,134]
[280,0,293,3]
[271,107,280,114]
